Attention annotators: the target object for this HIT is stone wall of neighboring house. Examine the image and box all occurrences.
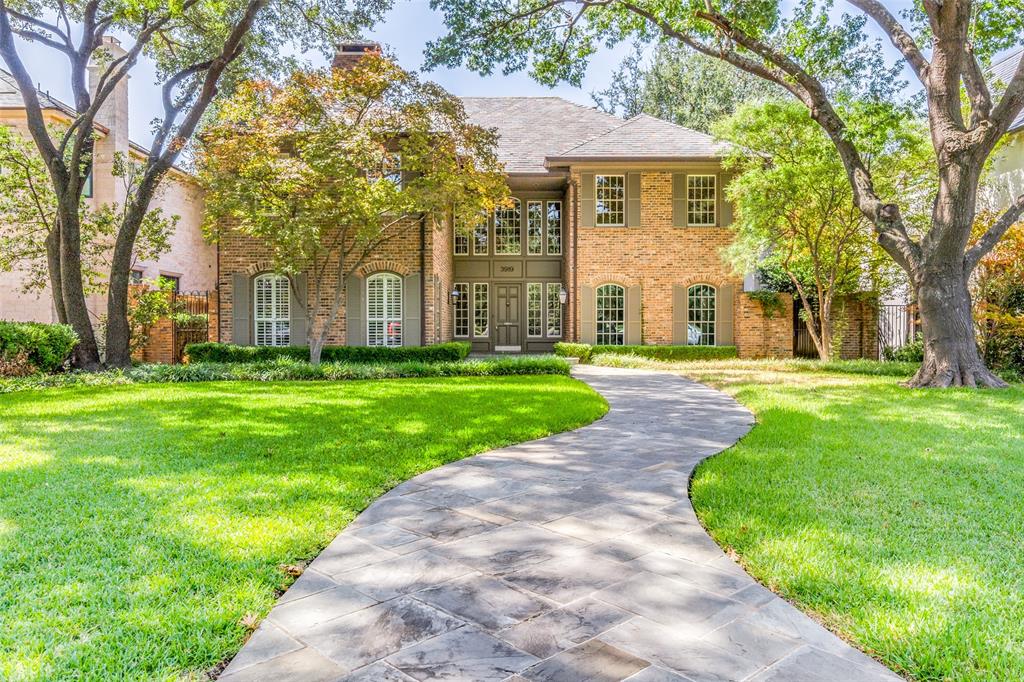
[566,168,790,357]
[217,217,442,347]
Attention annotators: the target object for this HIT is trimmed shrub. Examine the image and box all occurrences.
[184,341,471,364]
[553,342,594,363]
[0,321,78,374]
[0,355,570,393]
[595,345,739,361]
[883,334,924,363]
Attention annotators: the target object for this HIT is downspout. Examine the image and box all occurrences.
[570,176,579,342]
[420,214,427,346]
[215,242,221,343]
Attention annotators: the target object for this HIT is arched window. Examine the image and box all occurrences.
[253,273,290,347]
[688,284,716,345]
[596,283,625,346]
[367,273,403,347]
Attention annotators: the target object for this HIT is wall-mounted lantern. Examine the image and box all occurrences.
[448,287,462,305]
[558,285,568,305]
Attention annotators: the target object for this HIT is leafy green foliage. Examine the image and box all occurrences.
[554,342,737,362]
[883,334,925,363]
[553,342,595,363]
[0,321,78,374]
[974,220,1024,374]
[184,341,471,364]
[0,375,604,678]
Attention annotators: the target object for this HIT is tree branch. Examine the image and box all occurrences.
[845,0,929,85]
[964,192,1024,272]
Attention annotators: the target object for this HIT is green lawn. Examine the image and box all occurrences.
[612,358,1023,681]
[0,376,606,681]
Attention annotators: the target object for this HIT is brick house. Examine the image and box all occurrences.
[0,38,216,325]
[216,51,799,358]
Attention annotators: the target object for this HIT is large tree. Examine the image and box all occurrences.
[426,0,1024,387]
[197,56,507,364]
[0,0,387,369]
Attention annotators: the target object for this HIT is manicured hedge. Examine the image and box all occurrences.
[0,321,78,374]
[184,341,471,364]
[555,342,738,363]
[0,356,570,393]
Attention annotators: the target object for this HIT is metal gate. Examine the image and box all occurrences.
[171,291,212,363]
[877,303,919,359]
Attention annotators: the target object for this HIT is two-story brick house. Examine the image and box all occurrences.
[216,75,795,357]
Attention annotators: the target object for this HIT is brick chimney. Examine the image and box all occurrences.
[88,36,130,205]
[332,41,383,70]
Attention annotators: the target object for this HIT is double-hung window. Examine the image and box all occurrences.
[687,175,716,226]
[596,175,625,226]
[254,273,290,347]
[367,273,402,347]
[494,199,521,255]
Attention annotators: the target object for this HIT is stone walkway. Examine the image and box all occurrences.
[220,366,900,682]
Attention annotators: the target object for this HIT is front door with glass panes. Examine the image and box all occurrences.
[495,283,521,351]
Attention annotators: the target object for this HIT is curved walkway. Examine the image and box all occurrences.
[221,365,899,682]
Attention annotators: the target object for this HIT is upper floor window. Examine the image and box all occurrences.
[369,152,402,186]
[254,273,290,347]
[596,283,625,345]
[367,273,402,347]
[527,201,543,255]
[454,217,470,256]
[688,284,716,345]
[546,201,562,255]
[494,199,521,255]
[596,175,625,226]
[687,175,716,226]
[473,219,488,255]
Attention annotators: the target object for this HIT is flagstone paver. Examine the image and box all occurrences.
[220,365,901,681]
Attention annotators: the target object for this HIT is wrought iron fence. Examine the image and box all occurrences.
[877,303,919,359]
[171,290,212,363]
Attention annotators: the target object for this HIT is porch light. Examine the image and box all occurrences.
[448,287,462,305]
[558,286,568,305]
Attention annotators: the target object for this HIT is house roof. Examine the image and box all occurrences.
[991,49,1023,133]
[0,69,77,118]
[461,97,623,174]
[548,113,729,165]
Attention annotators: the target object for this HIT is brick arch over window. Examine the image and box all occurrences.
[580,273,640,288]
[244,261,278,277]
[355,260,412,278]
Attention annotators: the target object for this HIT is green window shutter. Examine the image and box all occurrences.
[403,273,422,346]
[580,285,595,343]
[717,284,735,346]
[580,173,596,228]
[289,273,308,346]
[345,274,365,346]
[672,173,687,228]
[672,284,688,345]
[231,273,251,345]
[718,172,733,227]
[626,285,642,345]
[626,172,642,227]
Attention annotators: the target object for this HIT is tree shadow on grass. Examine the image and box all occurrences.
[0,376,605,680]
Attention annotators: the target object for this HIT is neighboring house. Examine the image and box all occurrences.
[0,36,215,324]
[991,49,1024,207]
[216,42,801,357]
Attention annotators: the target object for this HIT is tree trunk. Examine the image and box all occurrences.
[908,264,1007,388]
[45,224,67,325]
[309,335,325,365]
[57,198,101,370]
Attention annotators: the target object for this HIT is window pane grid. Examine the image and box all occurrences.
[546,283,562,337]
[687,284,716,345]
[368,273,402,347]
[526,283,542,337]
[494,200,521,255]
[453,218,469,255]
[527,201,543,255]
[254,274,290,347]
[596,284,625,346]
[546,201,562,255]
[453,282,469,337]
[596,175,625,226]
[687,175,716,226]
[473,283,489,336]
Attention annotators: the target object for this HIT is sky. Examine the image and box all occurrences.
[10,0,920,149]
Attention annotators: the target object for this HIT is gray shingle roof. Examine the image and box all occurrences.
[461,97,622,173]
[0,68,75,116]
[991,50,1023,133]
[549,113,729,163]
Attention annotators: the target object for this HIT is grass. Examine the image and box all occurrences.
[0,376,607,681]
[599,355,1024,681]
